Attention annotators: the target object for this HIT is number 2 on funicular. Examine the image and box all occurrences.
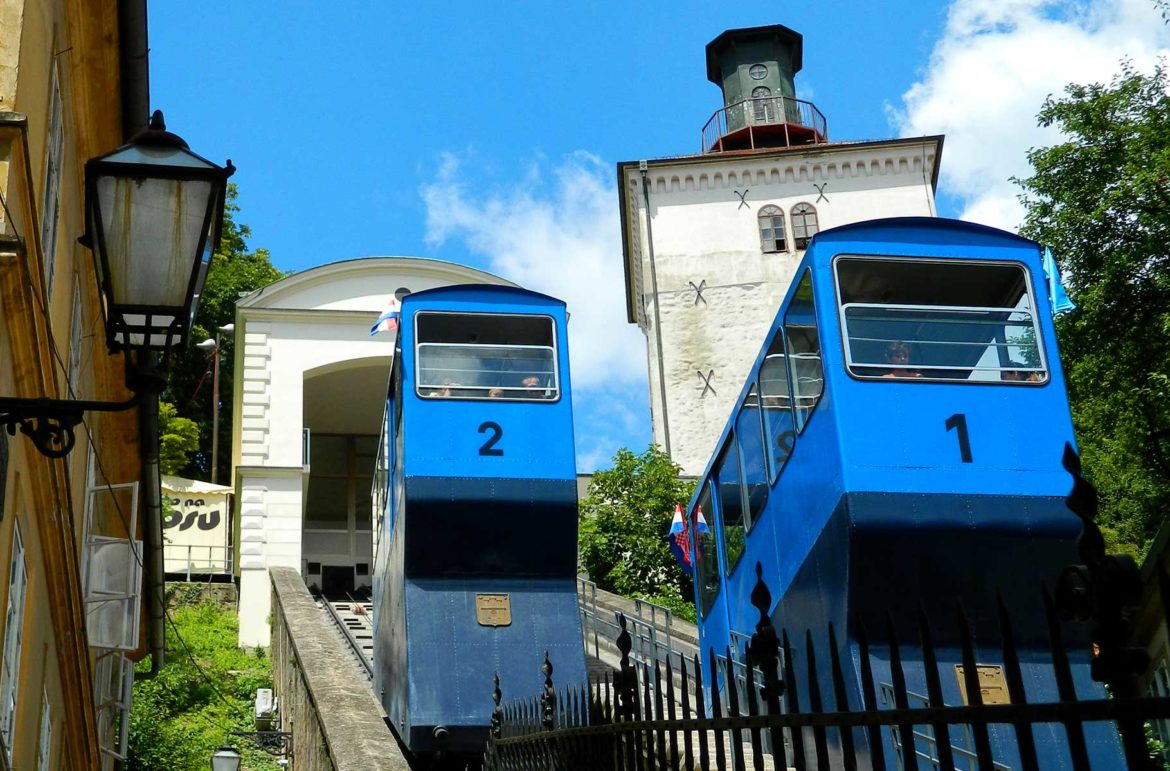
[944,413,973,463]
[478,421,504,456]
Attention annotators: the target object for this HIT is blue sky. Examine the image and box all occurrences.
[150,1,1169,470]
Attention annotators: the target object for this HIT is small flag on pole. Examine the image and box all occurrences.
[668,503,710,575]
[1042,247,1076,315]
[370,295,401,336]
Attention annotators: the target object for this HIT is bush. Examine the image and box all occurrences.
[127,599,279,771]
[579,445,697,608]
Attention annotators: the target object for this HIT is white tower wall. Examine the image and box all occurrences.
[619,138,942,474]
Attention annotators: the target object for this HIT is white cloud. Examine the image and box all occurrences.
[893,0,1170,229]
[421,151,647,392]
[421,152,653,470]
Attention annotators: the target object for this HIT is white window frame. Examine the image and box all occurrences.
[83,482,142,651]
[36,689,51,771]
[40,61,64,296]
[757,205,787,254]
[413,312,561,402]
[833,256,1049,383]
[94,649,132,762]
[791,202,819,250]
[0,524,28,762]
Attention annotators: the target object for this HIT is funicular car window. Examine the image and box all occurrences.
[760,332,797,483]
[835,257,1047,383]
[784,271,824,432]
[715,436,747,576]
[693,483,719,617]
[415,313,559,400]
[735,386,769,531]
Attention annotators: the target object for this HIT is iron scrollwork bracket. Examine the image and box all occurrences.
[0,395,138,458]
[228,730,293,758]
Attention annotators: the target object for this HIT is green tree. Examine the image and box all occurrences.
[158,401,199,475]
[164,184,285,482]
[579,446,697,615]
[1016,63,1170,555]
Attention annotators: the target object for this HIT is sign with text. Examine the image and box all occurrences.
[161,476,232,574]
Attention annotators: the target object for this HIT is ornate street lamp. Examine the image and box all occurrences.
[84,110,234,357]
[209,745,242,771]
[0,110,234,457]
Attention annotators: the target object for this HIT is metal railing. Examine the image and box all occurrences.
[701,95,828,153]
[162,543,233,580]
[490,569,1170,771]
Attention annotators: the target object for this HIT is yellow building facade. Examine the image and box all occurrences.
[0,0,151,768]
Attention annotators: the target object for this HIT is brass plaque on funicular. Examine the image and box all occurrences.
[955,664,1011,705]
[475,594,512,627]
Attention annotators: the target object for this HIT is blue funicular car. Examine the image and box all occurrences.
[687,217,1121,768]
[371,283,586,756]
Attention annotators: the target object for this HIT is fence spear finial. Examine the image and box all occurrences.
[747,561,785,703]
[540,651,556,731]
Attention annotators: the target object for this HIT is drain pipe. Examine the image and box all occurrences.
[117,0,163,678]
[639,162,672,456]
[132,353,167,677]
[117,0,150,141]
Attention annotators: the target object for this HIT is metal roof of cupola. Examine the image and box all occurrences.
[702,24,828,154]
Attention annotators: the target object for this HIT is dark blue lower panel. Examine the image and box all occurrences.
[404,476,578,577]
[757,492,1121,769]
[401,577,586,754]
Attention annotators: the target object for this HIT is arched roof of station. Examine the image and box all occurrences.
[237,256,517,313]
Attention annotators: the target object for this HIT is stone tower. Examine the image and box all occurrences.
[617,24,943,474]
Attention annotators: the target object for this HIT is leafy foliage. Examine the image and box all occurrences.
[1016,64,1170,555]
[127,598,278,771]
[579,445,697,610]
[164,185,285,482]
[158,401,199,475]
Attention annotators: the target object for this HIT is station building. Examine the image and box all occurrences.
[231,258,515,647]
[619,25,944,474]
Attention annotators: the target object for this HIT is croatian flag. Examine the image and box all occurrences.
[370,295,401,336]
[1042,247,1076,315]
[667,503,709,575]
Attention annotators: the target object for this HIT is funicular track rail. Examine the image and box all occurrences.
[319,591,375,680]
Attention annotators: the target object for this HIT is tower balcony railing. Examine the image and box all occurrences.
[701,95,828,153]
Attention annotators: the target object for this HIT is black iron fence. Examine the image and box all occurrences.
[485,579,1170,770]
[484,447,1170,770]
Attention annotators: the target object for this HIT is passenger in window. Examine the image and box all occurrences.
[521,375,550,399]
[428,379,460,397]
[488,387,505,398]
[1002,366,1042,382]
[881,341,921,378]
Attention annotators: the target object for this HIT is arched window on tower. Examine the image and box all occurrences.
[792,203,820,250]
[751,86,774,123]
[758,205,787,253]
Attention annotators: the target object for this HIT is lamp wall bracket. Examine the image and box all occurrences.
[228,730,293,758]
[0,395,139,458]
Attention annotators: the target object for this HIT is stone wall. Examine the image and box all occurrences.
[269,566,408,770]
[165,580,238,611]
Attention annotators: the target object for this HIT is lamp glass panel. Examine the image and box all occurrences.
[209,747,242,771]
[100,143,217,170]
[116,312,180,348]
[96,175,213,308]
